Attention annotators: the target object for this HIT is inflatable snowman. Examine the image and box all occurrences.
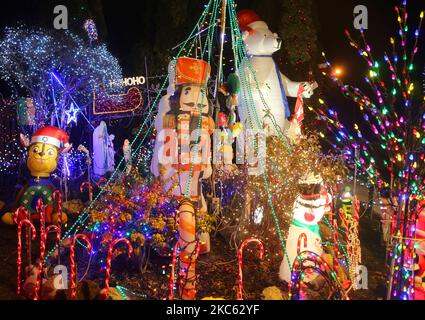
[236,9,317,137]
[279,174,331,283]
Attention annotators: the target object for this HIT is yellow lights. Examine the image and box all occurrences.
[397,153,402,162]
[318,98,325,104]
[421,11,424,19]
[390,37,395,45]
[369,70,377,78]
[330,66,344,78]
[334,68,343,76]
[408,83,414,94]
[354,123,359,130]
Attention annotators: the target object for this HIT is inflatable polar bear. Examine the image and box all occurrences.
[237,9,317,137]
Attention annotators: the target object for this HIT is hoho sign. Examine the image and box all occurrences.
[109,76,146,87]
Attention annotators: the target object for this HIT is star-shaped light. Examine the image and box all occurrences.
[65,102,79,125]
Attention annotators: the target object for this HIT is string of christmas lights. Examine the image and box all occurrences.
[317,0,424,299]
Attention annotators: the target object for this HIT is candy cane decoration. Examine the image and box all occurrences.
[34,225,60,300]
[17,219,36,296]
[292,85,305,126]
[104,238,133,299]
[36,198,45,236]
[97,178,110,193]
[79,181,93,203]
[237,238,265,300]
[70,234,92,300]
[297,233,308,255]
[14,206,30,224]
[14,207,32,266]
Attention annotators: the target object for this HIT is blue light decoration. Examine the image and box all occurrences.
[65,102,79,125]
[51,71,93,130]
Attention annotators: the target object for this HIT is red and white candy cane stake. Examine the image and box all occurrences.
[80,181,93,203]
[237,238,264,300]
[292,84,305,126]
[297,233,308,255]
[103,238,133,299]
[97,178,110,193]
[14,207,32,265]
[36,198,45,236]
[70,234,92,300]
[17,219,36,296]
[14,206,30,224]
[34,225,60,300]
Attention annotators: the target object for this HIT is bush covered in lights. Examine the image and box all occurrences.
[0,25,123,127]
[87,168,216,255]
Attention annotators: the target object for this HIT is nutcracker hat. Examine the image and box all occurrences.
[175,57,211,85]
[30,126,70,149]
[237,9,262,32]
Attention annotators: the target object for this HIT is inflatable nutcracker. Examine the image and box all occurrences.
[153,57,215,299]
